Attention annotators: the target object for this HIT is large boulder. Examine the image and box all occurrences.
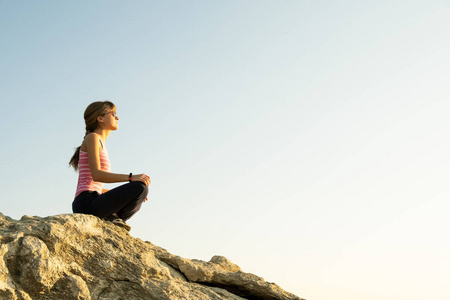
[0,213,303,300]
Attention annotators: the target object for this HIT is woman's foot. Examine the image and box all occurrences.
[103,213,131,231]
[111,218,131,231]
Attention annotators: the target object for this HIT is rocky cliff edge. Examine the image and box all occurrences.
[0,213,303,300]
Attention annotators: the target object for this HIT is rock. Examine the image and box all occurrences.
[0,212,303,300]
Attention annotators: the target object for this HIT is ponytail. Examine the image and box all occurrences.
[69,101,115,171]
[69,146,82,171]
[68,130,93,171]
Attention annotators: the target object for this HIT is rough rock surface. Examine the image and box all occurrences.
[0,213,303,300]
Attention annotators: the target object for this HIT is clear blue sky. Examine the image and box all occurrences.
[1,1,449,299]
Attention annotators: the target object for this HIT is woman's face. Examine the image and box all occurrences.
[99,109,119,130]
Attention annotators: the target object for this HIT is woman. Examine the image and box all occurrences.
[69,101,150,231]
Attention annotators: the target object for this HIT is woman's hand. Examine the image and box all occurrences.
[132,173,151,186]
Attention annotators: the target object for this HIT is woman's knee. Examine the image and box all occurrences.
[130,181,149,198]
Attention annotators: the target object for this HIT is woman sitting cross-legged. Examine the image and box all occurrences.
[69,101,151,231]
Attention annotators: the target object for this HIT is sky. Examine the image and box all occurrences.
[1,1,449,299]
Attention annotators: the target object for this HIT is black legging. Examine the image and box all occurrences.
[72,181,148,221]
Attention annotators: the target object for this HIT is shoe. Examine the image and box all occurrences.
[103,214,131,232]
[103,213,119,222]
[111,218,131,232]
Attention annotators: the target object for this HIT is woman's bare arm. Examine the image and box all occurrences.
[85,134,129,183]
[85,134,151,186]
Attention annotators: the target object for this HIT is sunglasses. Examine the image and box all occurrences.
[103,111,117,117]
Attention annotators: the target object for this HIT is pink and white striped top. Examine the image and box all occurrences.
[74,139,111,198]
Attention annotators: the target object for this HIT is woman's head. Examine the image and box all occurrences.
[83,101,117,134]
[69,101,117,171]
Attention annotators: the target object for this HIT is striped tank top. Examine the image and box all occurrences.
[75,138,111,198]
